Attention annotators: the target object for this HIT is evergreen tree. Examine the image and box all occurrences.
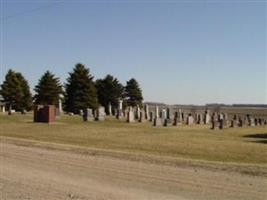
[125,78,143,107]
[0,69,24,113]
[16,72,32,111]
[65,63,98,113]
[34,71,63,105]
[95,75,124,114]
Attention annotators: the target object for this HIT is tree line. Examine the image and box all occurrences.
[0,63,143,114]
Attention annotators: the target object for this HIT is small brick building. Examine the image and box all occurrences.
[34,105,56,123]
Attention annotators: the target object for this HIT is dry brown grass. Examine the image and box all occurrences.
[1,113,266,164]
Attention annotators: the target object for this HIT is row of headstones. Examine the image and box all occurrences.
[152,111,211,127]
[85,103,267,130]
[122,105,212,126]
[81,107,106,122]
[152,110,213,126]
[113,103,211,126]
[123,106,267,130]
[211,114,267,129]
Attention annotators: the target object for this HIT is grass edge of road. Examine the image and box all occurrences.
[1,135,267,178]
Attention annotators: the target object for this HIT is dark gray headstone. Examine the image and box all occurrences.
[149,112,154,122]
[219,119,224,129]
[238,117,243,127]
[173,112,182,126]
[254,118,258,126]
[163,119,168,127]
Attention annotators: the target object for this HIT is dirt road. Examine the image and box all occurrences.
[0,138,266,200]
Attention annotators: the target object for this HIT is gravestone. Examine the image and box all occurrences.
[254,118,258,126]
[166,108,170,119]
[127,107,135,123]
[181,112,184,122]
[238,117,243,127]
[223,113,228,122]
[211,113,219,129]
[249,117,255,126]
[139,110,146,123]
[233,114,237,120]
[218,113,223,120]
[178,111,183,122]
[166,107,173,123]
[83,108,94,122]
[194,113,198,123]
[229,115,238,127]
[218,113,224,129]
[153,105,162,126]
[116,99,124,119]
[159,111,162,118]
[34,105,56,123]
[218,119,224,129]
[187,115,194,125]
[184,113,188,122]
[149,112,154,122]
[211,120,219,130]
[163,119,168,127]
[155,105,159,118]
[58,99,63,114]
[204,111,211,124]
[173,112,182,126]
[197,114,203,124]
[223,113,228,126]
[108,102,112,116]
[258,118,262,126]
[153,117,162,126]
[79,109,83,116]
[230,120,238,128]
[95,106,105,121]
[145,104,150,120]
[135,105,141,120]
[244,115,249,126]
[161,109,167,120]
[0,105,5,113]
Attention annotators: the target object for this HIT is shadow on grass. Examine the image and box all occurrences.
[244,133,267,144]
[250,140,267,144]
[244,133,267,139]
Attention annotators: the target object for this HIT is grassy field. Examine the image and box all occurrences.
[1,113,267,164]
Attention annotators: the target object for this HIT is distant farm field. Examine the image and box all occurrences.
[0,113,267,164]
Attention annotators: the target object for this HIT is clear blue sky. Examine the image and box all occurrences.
[0,0,266,105]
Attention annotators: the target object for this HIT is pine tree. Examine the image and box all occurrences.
[0,69,24,113]
[34,71,63,105]
[16,72,32,111]
[95,75,124,114]
[125,78,143,107]
[65,63,98,114]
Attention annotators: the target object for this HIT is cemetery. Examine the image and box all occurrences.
[1,2,266,199]
[28,98,267,132]
[1,68,266,200]
[0,102,267,164]
[0,65,266,165]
